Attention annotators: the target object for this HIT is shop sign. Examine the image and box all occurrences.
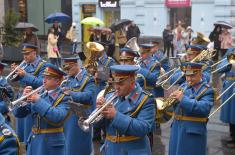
[99,0,119,8]
[165,0,191,8]
[82,4,96,13]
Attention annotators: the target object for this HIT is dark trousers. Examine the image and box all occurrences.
[107,44,115,58]
[164,43,174,57]
[230,124,235,141]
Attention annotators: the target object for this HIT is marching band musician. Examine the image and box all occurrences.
[0,113,19,155]
[169,44,211,86]
[13,65,70,155]
[86,42,116,141]
[136,44,162,97]
[150,40,170,72]
[216,48,235,148]
[0,62,14,124]
[10,43,50,143]
[169,62,214,155]
[96,65,155,155]
[61,57,95,155]
[94,41,116,93]
[119,47,139,65]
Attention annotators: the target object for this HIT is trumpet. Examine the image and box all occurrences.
[6,60,27,81]
[8,86,44,111]
[78,92,117,132]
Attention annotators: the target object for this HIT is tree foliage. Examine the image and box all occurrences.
[2,9,22,47]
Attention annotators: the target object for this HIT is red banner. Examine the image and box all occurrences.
[165,0,191,8]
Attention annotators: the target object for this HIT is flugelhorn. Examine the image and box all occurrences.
[156,84,190,111]
[6,60,27,81]
[78,91,117,132]
[8,85,44,111]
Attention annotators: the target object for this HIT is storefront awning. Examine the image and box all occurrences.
[165,0,191,8]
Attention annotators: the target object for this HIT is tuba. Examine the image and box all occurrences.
[191,32,210,46]
[84,42,104,75]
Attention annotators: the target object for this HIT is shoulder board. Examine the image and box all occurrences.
[142,90,152,97]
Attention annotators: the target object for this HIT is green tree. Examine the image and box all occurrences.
[2,9,22,46]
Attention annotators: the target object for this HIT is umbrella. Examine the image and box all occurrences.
[81,17,104,26]
[110,19,132,31]
[15,22,38,31]
[88,27,112,33]
[214,21,233,29]
[45,12,71,23]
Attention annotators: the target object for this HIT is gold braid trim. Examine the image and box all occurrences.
[33,61,45,76]
[130,95,149,117]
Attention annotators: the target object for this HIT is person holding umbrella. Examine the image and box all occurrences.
[23,27,38,46]
[219,27,233,58]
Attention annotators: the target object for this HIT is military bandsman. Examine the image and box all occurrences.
[96,65,156,155]
[61,57,95,155]
[169,62,214,155]
[10,43,50,143]
[0,113,19,155]
[13,65,70,155]
[0,62,14,125]
[216,48,235,148]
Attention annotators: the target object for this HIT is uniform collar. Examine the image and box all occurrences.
[46,87,61,100]
[28,56,41,67]
[125,84,142,103]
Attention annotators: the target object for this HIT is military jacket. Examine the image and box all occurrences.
[169,81,214,155]
[61,69,95,155]
[14,87,70,155]
[100,84,155,155]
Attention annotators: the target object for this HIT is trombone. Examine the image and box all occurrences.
[6,60,27,81]
[158,49,215,90]
[8,85,44,111]
[211,53,235,74]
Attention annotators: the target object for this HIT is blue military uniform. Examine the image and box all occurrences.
[15,44,50,143]
[216,48,235,142]
[169,62,214,155]
[136,44,162,97]
[0,62,14,125]
[61,58,95,155]
[100,65,155,155]
[13,65,70,155]
[151,40,170,72]
[0,113,19,155]
[96,52,116,95]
